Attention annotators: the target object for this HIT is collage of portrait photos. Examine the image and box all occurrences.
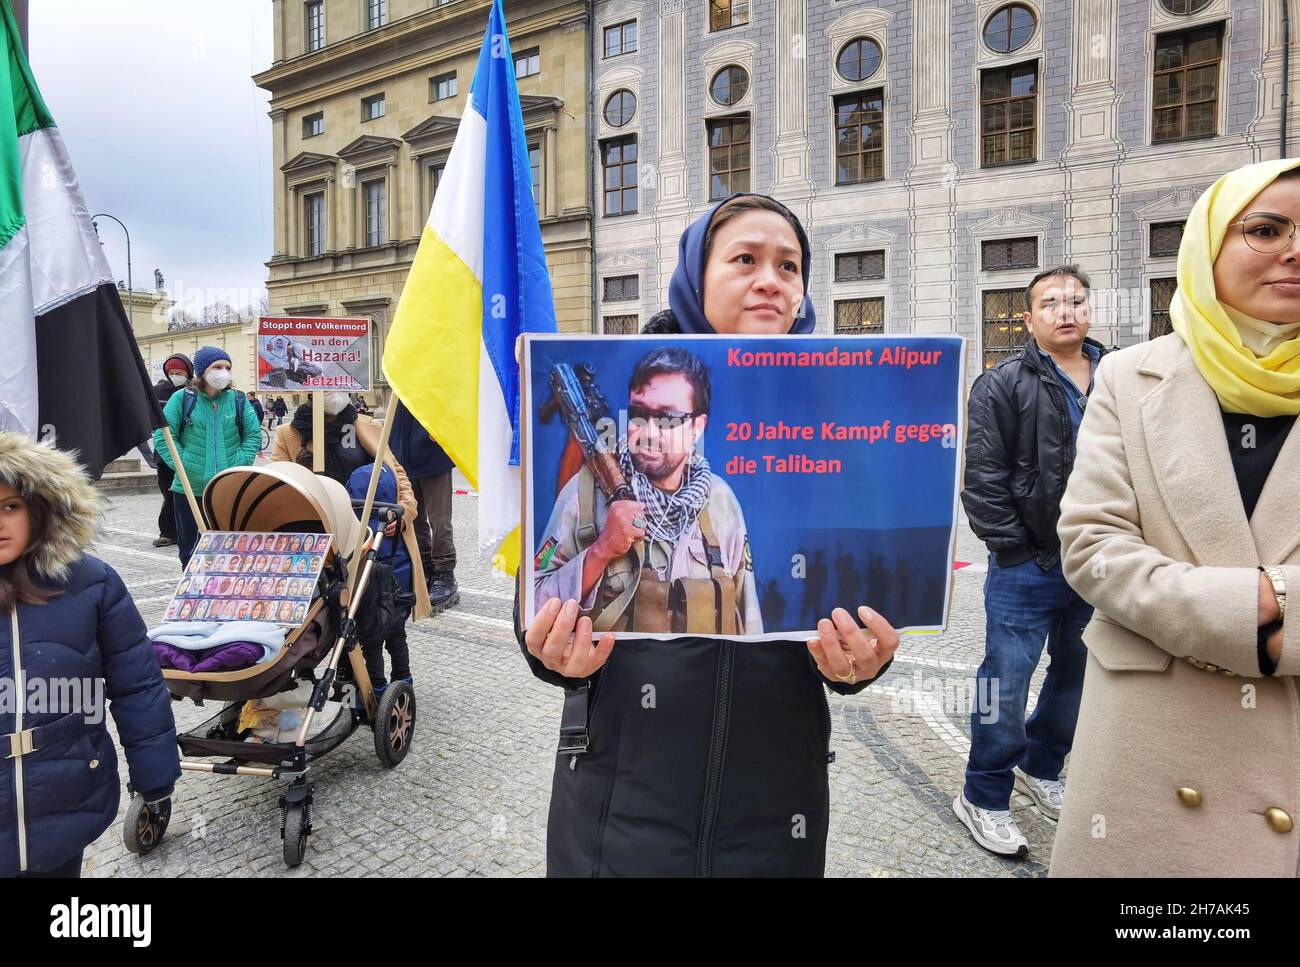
[164,532,332,626]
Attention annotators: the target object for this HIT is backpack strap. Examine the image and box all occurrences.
[179,388,248,445]
[178,389,198,445]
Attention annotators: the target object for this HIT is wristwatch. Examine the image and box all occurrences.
[1261,566,1287,624]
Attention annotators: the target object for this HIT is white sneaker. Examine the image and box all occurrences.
[1013,766,1065,822]
[952,792,1029,857]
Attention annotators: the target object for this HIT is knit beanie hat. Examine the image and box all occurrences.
[193,346,232,380]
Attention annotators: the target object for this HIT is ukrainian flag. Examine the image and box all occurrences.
[382,0,557,574]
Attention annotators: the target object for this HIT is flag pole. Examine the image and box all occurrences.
[160,425,207,533]
[311,390,324,473]
[347,408,396,588]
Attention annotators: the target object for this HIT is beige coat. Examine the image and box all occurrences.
[271,415,430,620]
[1050,333,1300,877]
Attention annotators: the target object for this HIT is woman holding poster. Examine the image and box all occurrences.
[518,194,900,876]
[1051,160,1300,876]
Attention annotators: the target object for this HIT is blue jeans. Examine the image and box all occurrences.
[963,554,1092,811]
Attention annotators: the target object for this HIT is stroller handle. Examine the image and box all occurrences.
[350,499,404,523]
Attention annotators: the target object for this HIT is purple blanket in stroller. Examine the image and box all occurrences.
[154,640,267,673]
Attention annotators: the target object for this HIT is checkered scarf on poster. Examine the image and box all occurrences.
[619,445,712,549]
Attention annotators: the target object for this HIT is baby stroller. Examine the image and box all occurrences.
[122,461,416,867]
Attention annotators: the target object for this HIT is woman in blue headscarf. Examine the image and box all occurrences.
[517,194,900,876]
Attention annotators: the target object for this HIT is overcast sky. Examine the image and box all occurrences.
[30,1,274,312]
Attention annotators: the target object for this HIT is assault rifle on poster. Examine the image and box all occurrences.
[538,362,635,504]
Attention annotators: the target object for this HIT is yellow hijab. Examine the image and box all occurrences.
[1172,157,1300,416]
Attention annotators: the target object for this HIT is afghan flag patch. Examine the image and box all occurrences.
[534,536,559,571]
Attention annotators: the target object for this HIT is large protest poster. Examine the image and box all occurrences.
[257,317,372,392]
[521,334,966,642]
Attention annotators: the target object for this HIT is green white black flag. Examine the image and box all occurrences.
[0,0,162,478]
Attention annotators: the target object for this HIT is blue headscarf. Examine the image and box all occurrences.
[666,193,817,335]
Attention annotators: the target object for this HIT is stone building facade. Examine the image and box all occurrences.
[591,0,1297,376]
[255,0,595,398]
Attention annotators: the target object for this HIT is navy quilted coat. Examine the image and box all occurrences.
[0,556,180,874]
[0,429,179,875]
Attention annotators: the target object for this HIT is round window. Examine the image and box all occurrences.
[1160,0,1212,13]
[604,89,637,128]
[836,37,883,83]
[983,3,1037,54]
[710,65,750,107]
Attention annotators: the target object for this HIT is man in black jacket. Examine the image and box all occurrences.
[151,354,192,547]
[954,265,1104,858]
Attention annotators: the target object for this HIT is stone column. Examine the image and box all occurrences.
[545,124,559,219]
[770,0,814,194]
[1062,0,1122,345]
[906,0,958,337]
[655,0,689,213]
[270,109,288,256]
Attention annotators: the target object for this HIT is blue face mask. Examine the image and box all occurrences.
[667,193,818,335]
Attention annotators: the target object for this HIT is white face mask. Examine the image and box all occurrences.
[168,373,187,387]
[206,369,232,390]
[323,392,349,417]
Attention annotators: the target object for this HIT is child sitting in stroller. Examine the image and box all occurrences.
[347,463,417,692]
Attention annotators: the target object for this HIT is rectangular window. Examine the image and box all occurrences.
[981,62,1038,167]
[604,20,638,58]
[362,93,385,121]
[982,288,1030,369]
[430,71,457,102]
[603,314,639,334]
[367,0,387,29]
[603,275,639,301]
[834,90,885,185]
[1150,220,1186,259]
[709,0,750,31]
[528,142,541,207]
[834,250,886,282]
[834,298,885,335]
[302,112,324,139]
[1153,25,1222,143]
[981,236,1038,271]
[305,192,325,257]
[602,136,638,216]
[1150,277,1177,339]
[707,115,751,200]
[514,47,540,79]
[430,163,445,201]
[305,1,325,52]
[364,180,387,247]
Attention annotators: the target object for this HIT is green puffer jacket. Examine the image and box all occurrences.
[153,388,261,497]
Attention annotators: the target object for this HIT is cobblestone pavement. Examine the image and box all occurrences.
[83,475,1058,878]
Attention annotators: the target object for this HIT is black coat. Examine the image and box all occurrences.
[517,627,884,876]
[516,308,889,876]
[389,401,454,479]
[961,336,1107,569]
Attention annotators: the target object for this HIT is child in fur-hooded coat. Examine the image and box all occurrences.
[0,432,179,876]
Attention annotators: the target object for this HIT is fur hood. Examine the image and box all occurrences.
[0,432,100,582]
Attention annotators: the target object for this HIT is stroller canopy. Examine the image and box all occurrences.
[203,462,362,560]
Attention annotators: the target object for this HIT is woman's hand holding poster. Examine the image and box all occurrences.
[522,334,966,641]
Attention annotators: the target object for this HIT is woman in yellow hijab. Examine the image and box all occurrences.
[1049,158,1300,877]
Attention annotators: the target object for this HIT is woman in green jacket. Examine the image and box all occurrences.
[153,346,261,567]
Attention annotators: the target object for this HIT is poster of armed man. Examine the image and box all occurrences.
[521,335,966,642]
[256,316,372,392]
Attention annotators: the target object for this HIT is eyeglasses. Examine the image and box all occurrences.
[627,404,701,432]
[1226,212,1300,253]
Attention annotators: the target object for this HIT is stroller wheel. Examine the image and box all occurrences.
[123,794,171,855]
[374,680,416,768]
[282,802,309,868]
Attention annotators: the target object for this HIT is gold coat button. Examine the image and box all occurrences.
[1177,787,1202,807]
[1265,808,1294,833]
[88,759,99,769]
